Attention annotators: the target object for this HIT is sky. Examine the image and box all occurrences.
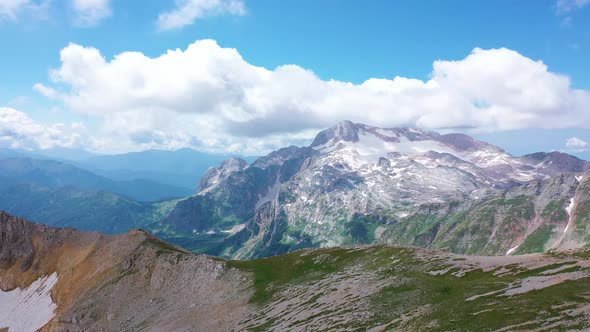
[0,0,589,158]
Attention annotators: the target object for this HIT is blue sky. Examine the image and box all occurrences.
[1,0,589,158]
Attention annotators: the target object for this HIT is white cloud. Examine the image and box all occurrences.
[33,83,58,99]
[34,40,590,155]
[157,0,246,31]
[72,0,111,26]
[0,0,49,21]
[557,0,590,14]
[565,136,589,152]
[0,0,29,20]
[556,0,589,26]
[0,107,88,150]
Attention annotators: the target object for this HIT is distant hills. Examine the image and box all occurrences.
[0,183,177,233]
[0,158,192,202]
[0,148,252,234]
[1,147,256,191]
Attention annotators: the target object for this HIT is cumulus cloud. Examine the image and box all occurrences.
[0,107,88,150]
[157,0,246,31]
[72,0,111,26]
[565,137,589,152]
[0,0,49,21]
[34,40,590,154]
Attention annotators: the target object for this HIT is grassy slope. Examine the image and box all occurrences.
[230,246,590,331]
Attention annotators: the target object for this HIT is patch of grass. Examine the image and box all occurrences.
[514,225,554,254]
[143,237,185,256]
[232,245,590,331]
[229,247,371,304]
[541,199,568,221]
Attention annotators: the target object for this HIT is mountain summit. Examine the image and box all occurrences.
[149,122,588,258]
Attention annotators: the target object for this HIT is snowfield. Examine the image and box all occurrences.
[0,272,59,332]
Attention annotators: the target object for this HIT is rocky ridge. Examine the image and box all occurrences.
[4,212,590,331]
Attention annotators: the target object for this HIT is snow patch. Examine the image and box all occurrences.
[0,272,59,332]
[563,196,576,234]
[222,223,247,234]
[313,128,541,184]
[397,211,410,218]
[319,131,459,165]
[565,197,575,217]
[576,175,583,182]
[374,128,395,137]
[506,246,519,255]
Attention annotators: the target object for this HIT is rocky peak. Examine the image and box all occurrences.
[251,146,314,170]
[220,157,248,171]
[198,157,248,193]
[310,120,360,147]
[0,211,36,271]
[437,133,501,152]
[522,151,588,173]
[383,127,434,141]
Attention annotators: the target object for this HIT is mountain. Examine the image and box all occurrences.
[156,121,590,258]
[76,148,257,190]
[0,183,177,233]
[3,211,590,331]
[0,147,96,162]
[0,158,182,234]
[0,158,192,202]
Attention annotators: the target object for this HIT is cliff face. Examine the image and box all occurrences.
[4,211,590,331]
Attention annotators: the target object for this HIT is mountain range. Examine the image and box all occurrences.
[0,147,256,191]
[74,148,257,190]
[1,121,589,260]
[154,121,590,259]
[3,121,590,331]
[0,158,193,202]
[0,149,251,234]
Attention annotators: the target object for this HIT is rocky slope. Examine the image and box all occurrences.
[0,211,251,331]
[155,121,590,259]
[4,211,590,331]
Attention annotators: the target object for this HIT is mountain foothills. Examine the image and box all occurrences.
[0,158,193,202]
[0,158,182,233]
[0,149,251,233]
[0,147,248,192]
[154,121,590,259]
[4,211,590,331]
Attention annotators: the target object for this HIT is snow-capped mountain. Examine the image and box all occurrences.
[157,121,589,259]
